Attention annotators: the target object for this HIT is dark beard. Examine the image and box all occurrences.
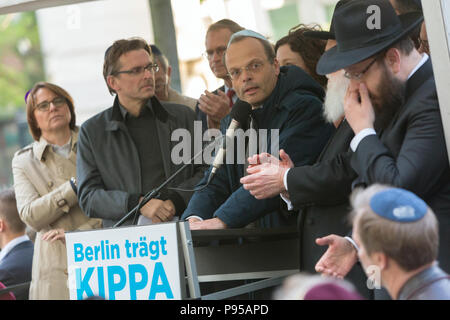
[370,66,406,131]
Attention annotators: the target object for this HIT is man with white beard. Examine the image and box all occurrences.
[240,0,372,299]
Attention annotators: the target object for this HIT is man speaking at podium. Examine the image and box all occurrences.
[182,30,334,230]
[77,38,206,228]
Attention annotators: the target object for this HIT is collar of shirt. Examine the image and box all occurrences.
[119,99,154,120]
[51,135,72,159]
[407,53,429,80]
[34,128,78,161]
[0,234,30,263]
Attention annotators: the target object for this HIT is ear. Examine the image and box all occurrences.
[371,251,388,270]
[0,219,4,232]
[167,65,172,85]
[107,75,120,93]
[273,57,281,76]
[384,48,401,74]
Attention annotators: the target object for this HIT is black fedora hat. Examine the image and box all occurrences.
[304,0,351,40]
[316,0,423,75]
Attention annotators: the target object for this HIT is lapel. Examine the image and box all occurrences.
[405,58,433,101]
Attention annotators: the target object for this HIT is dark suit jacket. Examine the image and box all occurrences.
[351,59,450,273]
[0,240,33,300]
[286,120,371,298]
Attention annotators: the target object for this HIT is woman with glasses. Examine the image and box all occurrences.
[11,82,102,300]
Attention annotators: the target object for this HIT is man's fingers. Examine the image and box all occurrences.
[358,82,369,105]
[315,235,335,246]
[279,149,293,167]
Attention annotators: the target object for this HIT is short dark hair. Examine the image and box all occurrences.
[103,37,152,95]
[0,189,26,234]
[150,44,169,72]
[275,24,328,88]
[26,82,76,141]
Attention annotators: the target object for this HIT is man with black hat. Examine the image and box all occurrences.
[240,0,374,298]
[314,0,450,280]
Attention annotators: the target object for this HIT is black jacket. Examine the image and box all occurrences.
[77,96,207,227]
[351,59,450,273]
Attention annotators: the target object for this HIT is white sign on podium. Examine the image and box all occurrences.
[65,222,182,300]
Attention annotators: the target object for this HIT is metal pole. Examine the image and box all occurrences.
[148,0,182,92]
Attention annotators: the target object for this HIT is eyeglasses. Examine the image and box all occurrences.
[112,63,159,76]
[228,61,265,80]
[344,57,377,80]
[203,46,227,60]
[35,97,67,112]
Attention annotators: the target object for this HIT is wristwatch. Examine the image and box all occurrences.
[70,177,77,194]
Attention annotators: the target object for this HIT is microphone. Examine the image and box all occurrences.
[210,99,252,177]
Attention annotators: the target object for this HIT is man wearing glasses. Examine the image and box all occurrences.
[196,19,244,132]
[76,38,205,228]
[182,30,334,230]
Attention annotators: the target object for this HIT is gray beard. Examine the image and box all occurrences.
[323,73,350,124]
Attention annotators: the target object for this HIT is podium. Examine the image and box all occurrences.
[65,221,299,300]
[179,222,299,300]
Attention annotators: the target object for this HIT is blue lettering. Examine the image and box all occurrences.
[107,266,126,300]
[76,267,94,300]
[97,266,105,298]
[149,262,173,299]
[129,264,148,300]
[74,243,84,262]
[85,246,93,261]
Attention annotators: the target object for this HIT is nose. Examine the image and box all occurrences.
[240,68,252,82]
[48,101,58,111]
[143,67,153,78]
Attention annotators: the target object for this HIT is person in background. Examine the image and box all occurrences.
[312,0,450,282]
[150,44,197,110]
[0,189,33,300]
[12,82,102,299]
[240,0,374,299]
[183,29,334,230]
[350,185,450,300]
[196,19,244,131]
[77,38,205,228]
[275,24,328,89]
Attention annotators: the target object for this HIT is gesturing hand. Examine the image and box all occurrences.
[240,150,294,199]
[315,234,358,279]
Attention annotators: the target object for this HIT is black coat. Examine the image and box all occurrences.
[286,120,371,297]
[77,96,207,227]
[351,59,450,273]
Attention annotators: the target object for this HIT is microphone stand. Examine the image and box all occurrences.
[113,135,223,228]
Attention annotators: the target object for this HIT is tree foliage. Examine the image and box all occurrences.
[0,12,45,114]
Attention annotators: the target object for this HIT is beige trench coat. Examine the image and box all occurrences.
[12,128,102,300]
